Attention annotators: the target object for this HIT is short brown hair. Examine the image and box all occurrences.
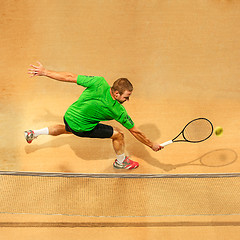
[111,78,133,95]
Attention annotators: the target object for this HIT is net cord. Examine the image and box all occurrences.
[0,171,240,179]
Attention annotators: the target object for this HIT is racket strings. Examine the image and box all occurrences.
[183,119,213,142]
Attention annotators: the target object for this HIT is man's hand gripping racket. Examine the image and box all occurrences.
[160,118,213,147]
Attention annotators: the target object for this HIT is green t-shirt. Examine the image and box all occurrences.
[64,75,134,132]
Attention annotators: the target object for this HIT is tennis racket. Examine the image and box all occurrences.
[160,118,213,147]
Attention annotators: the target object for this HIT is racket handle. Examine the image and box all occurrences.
[160,140,173,147]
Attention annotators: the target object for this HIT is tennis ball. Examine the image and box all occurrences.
[214,126,223,136]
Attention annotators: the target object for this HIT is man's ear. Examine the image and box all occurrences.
[114,91,120,98]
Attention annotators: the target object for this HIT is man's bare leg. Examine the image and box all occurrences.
[48,125,72,136]
[24,124,71,143]
[110,128,125,155]
[111,127,139,169]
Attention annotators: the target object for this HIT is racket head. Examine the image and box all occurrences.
[174,118,213,143]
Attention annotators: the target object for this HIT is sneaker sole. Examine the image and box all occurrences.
[113,163,139,169]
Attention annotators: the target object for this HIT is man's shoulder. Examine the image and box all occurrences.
[77,75,109,88]
[91,76,110,88]
[99,76,109,85]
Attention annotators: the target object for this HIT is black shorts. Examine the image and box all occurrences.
[64,117,114,139]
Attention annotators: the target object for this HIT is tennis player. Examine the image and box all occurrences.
[25,62,163,169]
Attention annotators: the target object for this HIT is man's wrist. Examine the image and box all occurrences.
[42,69,48,76]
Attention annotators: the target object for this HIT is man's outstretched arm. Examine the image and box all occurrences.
[28,61,78,83]
[128,126,163,152]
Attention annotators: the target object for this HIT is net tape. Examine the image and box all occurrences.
[1,171,240,178]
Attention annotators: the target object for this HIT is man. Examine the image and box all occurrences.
[25,62,163,169]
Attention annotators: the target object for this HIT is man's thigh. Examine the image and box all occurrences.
[64,118,114,139]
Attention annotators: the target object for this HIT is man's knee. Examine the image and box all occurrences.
[111,128,124,140]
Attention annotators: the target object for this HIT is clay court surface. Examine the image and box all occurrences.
[1,0,240,239]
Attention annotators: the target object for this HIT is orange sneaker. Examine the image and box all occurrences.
[24,130,37,144]
[113,156,139,169]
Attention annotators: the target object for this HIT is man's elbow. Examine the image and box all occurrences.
[128,126,139,134]
[66,73,78,83]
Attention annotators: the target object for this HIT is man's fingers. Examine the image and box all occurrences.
[28,68,38,71]
[28,69,38,77]
[30,64,38,69]
[36,61,42,66]
[151,144,163,152]
[155,145,164,151]
[28,62,42,77]
[28,70,37,74]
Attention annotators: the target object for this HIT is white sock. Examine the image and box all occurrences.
[116,153,125,164]
[34,127,49,137]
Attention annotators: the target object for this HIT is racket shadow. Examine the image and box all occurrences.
[173,149,238,169]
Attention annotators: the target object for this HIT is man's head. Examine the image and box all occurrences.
[111,78,133,104]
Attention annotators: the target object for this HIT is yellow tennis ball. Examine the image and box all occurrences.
[214,126,223,136]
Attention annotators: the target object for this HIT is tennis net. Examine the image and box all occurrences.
[0,171,240,217]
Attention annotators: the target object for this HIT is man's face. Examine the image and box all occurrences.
[114,90,132,104]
